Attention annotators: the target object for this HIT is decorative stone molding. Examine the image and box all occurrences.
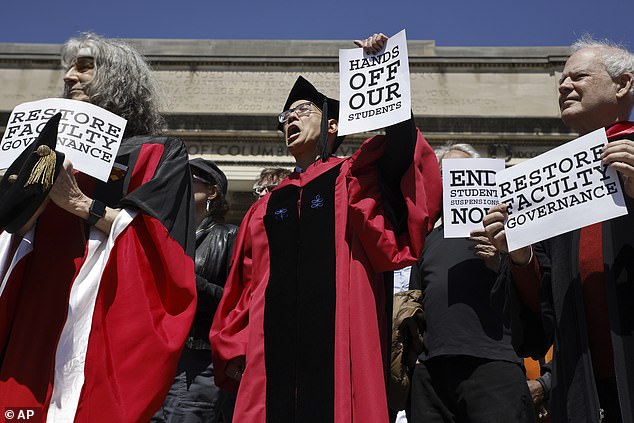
[0,39,573,222]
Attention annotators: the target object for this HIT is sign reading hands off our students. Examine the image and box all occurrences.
[442,158,505,238]
[496,128,627,251]
[337,29,411,136]
[0,98,127,182]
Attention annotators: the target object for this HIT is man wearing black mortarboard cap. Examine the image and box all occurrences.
[156,158,238,423]
[276,75,346,167]
[0,33,196,421]
[211,33,443,423]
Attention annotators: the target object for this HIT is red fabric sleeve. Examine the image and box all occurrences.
[74,141,196,421]
[74,216,196,422]
[209,205,258,392]
[345,129,442,272]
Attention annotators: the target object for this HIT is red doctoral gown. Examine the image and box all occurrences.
[210,127,442,423]
[0,136,196,422]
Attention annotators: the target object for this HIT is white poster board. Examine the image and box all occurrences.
[337,29,411,136]
[496,128,627,251]
[442,158,505,238]
[0,98,127,181]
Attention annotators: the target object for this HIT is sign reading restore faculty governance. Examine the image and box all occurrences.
[337,30,411,136]
[0,98,127,182]
[497,128,627,251]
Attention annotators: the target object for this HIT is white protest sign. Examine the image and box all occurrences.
[443,158,505,238]
[337,29,411,136]
[497,128,627,251]
[0,98,127,182]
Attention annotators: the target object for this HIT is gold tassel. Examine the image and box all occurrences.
[25,145,56,190]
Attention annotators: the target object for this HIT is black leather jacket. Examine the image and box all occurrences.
[190,216,238,342]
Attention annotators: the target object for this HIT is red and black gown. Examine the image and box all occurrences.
[0,135,197,422]
[211,120,442,423]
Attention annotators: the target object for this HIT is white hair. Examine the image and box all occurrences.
[572,34,634,97]
[61,33,165,136]
[435,142,480,163]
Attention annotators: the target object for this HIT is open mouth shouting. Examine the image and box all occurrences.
[286,123,301,145]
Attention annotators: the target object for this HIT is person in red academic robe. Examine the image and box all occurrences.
[483,38,634,423]
[0,33,196,422]
[210,33,442,423]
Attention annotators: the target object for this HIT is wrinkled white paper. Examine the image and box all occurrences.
[443,158,505,238]
[1,98,127,181]
[338,29,411,136]
[496,128,627,251]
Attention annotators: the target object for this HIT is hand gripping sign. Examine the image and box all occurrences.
[496,128,627,251]
[1,98,127,182]
[338,29,411,136]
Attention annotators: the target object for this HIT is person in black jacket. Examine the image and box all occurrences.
[154,158,238,423]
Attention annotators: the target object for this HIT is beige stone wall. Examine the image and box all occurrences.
[156,69,562,117]
[0,39,572,222]
[410,71,561,117]
[0,67,563,118]
[0,69,63,110]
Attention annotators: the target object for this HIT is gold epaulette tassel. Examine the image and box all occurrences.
[25,145,56,190]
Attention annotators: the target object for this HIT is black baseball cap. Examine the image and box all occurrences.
[189,158,228,195]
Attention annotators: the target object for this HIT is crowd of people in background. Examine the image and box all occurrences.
[0,30,633,423]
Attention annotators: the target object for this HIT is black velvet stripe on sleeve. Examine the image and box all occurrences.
[263,164,340,423]
[113,136,196,258]
[378,116,417,234]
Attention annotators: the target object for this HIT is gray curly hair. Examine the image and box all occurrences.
[435,142,481,163]
[572,35,634,97]
[61,33,165,136]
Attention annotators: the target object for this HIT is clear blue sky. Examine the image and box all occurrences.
[1,0,632,48]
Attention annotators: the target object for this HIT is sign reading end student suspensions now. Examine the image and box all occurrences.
[497,128,627,251]
[337,30,411,136]
[0,98,127,182]
[442,158,506,238]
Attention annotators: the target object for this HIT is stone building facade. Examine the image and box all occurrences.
[0,39,574,223]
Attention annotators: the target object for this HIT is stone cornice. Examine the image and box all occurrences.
[0,39,570,68]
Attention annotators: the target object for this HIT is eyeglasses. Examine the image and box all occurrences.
[277,102,320,125]
[252,184,277,197]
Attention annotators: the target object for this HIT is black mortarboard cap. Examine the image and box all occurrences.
[189,158,228,195]
[278,76,345,160]
[0,113,64,233]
